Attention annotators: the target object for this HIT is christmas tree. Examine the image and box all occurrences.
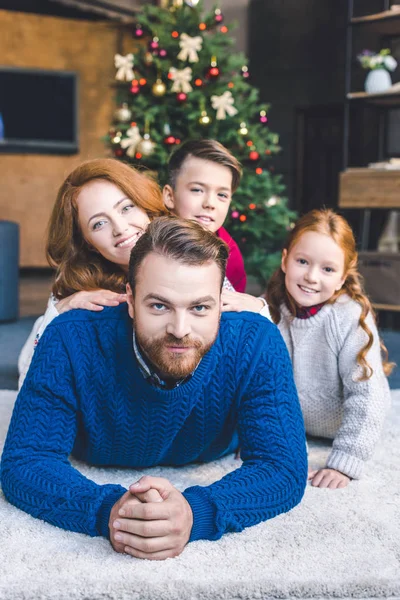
[108,0,296,286]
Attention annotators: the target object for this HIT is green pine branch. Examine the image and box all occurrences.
[108,0,296,285]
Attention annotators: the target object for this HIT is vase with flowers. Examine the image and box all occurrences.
[357,49,398,94]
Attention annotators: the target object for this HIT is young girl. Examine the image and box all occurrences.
[267,208,394,489]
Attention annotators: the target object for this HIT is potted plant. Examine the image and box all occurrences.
[357,49,397,94]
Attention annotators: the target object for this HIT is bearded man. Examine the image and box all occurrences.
[1,217,307,561]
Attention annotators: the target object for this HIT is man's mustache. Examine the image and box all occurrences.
[162,334,203,349]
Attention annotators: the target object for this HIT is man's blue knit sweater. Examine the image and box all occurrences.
[1,305,307,542]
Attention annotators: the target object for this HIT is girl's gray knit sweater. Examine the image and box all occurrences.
[278,294,391,479]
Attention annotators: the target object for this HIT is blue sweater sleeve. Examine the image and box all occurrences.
[183,325,307,542]
[0,325,126,538]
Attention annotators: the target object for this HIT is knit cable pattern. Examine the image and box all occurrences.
[1,306,307,542]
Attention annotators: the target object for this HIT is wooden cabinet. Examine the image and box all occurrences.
[340,168,400,208]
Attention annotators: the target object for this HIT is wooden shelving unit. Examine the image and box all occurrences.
[347,88,400,105]
[340,1,400,312]
[351,8,400,34]
[373,303,400,311]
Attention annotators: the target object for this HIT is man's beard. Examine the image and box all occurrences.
[136,332,216,379]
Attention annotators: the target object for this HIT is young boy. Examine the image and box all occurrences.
[163,139,269,316]
[163,139,246,292]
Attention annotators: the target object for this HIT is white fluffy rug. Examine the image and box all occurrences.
[0,389,399,600]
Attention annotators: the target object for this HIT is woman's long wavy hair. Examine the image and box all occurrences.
[46,158,167,299]
[266,208,394,380]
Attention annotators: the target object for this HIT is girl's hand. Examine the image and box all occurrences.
[57,290,127,314]
[221,290,265,313]
[308,467,350,489]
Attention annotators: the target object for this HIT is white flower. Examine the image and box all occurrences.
[384,55,398,71]
[370,56,383,67]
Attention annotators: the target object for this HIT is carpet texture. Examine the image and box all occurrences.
[0,389,399,600]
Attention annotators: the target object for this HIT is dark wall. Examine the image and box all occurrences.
[249,0,348,206]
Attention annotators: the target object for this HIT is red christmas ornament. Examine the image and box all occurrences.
[206,57,220,80]
[194,78,203,87]
[159,49,168,58]
[176,92,187,103]
[115,148,124,157]
[134,24,144,38]
[175,138,181,145]
[249,151,260,161]
[220,25,228,33]
[239,215,247,222]
[130,84,140,94]
[164,135,176,145]
[207,66,220,79]
[231,210,239,219]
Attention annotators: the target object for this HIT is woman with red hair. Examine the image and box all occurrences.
[18,158,167,386]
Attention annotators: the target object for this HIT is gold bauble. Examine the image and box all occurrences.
[136,134,156,157]
[111,131,122,144]
[198,110,212,126]
[238,121,248,136]
[143,51,154,66]
[159,0,183,6]
[152,78,167,97]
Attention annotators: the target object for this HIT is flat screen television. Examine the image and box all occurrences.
[0,67,78,154]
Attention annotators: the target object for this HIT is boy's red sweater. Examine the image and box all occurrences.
[217,227,247,293]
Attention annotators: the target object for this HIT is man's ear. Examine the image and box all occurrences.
[281,249,287,274]
[163,184,176,212]
[126,283,134,319]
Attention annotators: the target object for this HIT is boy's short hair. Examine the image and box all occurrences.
[128,216,229,292]
[167,139,242,193]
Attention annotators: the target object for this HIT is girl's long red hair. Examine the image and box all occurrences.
[46,158,167,299]
[266,208,394,379]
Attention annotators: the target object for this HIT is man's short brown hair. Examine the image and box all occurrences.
[128,216,229,292]
[167,139,242,193]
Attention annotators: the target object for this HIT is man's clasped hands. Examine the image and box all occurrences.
[109,476,193,561]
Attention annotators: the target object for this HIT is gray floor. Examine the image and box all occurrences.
[0,315,399,390]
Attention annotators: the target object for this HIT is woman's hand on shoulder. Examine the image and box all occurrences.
[56,290,127,314]
[308,467,350,489]
[221,290,265,313]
